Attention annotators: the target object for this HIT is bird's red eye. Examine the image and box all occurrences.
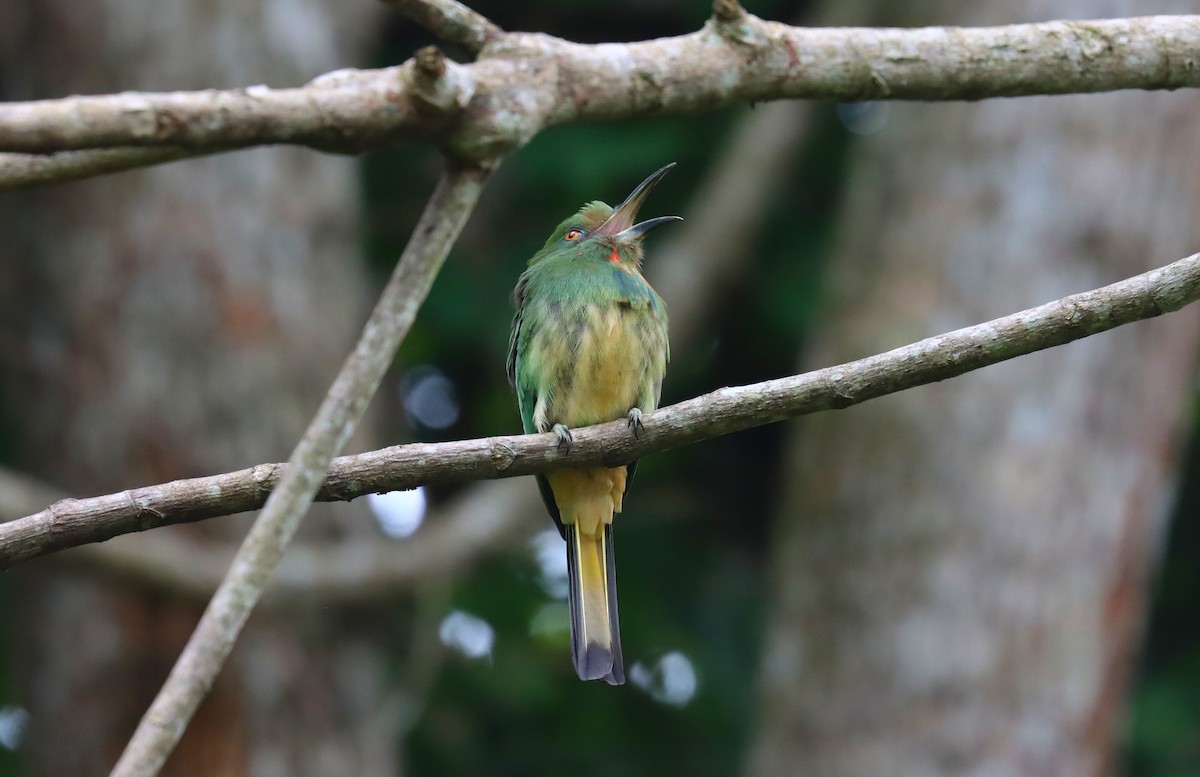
[564,229,582,241]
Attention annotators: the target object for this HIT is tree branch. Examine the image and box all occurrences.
[106,160,494,777]
[0,148,211,189]
[0,101,786,598]
[0,463,536,603]
[382,0,502,54]
[80,481,537,603]
[1,14,1197,172]
[6,252,1198,572]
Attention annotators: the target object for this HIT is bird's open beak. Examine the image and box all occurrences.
[597,163,683,240]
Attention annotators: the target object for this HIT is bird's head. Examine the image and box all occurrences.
[532,163,682,268]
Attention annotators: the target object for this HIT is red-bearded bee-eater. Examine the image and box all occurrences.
[507,164,679,684]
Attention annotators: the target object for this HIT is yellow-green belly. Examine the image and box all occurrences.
[530,302,657,433]
[554,304,648,427]
[534,303,655,535]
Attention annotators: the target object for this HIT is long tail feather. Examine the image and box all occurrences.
[566,523,624,685]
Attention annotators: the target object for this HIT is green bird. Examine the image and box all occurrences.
[507,164,679,685]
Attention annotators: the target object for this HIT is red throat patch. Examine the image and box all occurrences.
[608,246,620,264]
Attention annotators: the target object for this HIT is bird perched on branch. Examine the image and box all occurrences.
[507,164,679,684]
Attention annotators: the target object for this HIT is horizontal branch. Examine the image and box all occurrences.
[4,252,1198,570]
[1,13,1198,167]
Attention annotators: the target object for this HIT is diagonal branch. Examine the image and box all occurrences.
[106,159,494,777]
[1,14,1198,170]
[6,252,1198,572]
[382,0,502,54]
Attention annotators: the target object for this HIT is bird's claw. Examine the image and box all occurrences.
[552,423,574,453]
[627,407,645,439]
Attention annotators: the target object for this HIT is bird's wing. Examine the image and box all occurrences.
[624,305,670,503]
[510,278,567,537]
[518,374,565,536]
[505,276,527,389]
[521,378,566,538]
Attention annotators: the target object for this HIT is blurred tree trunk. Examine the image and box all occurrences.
[747,2,1200,776]
[0,1,401,775]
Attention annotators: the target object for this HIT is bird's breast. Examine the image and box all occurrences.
[536,301,663,429]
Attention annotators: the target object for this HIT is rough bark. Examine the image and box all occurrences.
[1,12,1199,178]
[0,0,400,774]
[747,0,1200,775]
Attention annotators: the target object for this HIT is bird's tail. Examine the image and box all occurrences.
[566,522,624,685]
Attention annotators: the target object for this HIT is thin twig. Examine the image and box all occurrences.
[381,0,502,54]
[106,159,494,777]
[7,252,1198,573]
[1,15,1198,169]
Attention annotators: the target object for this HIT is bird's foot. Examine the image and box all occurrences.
[627,407,645,439]
[552,423,574,453]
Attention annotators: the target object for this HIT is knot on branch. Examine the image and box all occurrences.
[818,370,858,409]
[408,45,476,118]
[489,440,516,472]
[123,490,165,530]
[416,45,447,80]
[46,497,81,531]
[712,0,746,22]
[709,0,765,48]
[250,464,278,492]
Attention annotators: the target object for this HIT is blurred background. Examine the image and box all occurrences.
[1,0,1199,775]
